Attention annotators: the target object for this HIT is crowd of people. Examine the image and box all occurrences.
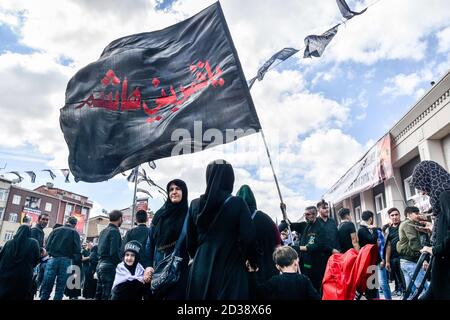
[0,159,448,300]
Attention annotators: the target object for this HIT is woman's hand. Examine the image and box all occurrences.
[144,267,154,283]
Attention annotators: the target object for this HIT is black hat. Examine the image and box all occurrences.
[124,240,142,258]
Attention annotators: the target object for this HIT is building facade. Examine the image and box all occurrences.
[325,70,450,227]
[35,183,93,235]
[0,177,12,244]
[86,215,110,243]
[0,182,93,245]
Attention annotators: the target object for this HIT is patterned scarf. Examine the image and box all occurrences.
[410,160,450,216]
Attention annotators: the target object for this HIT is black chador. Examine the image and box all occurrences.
[186,160,257,300]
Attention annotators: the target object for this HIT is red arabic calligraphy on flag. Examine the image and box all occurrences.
[76,60,225,123]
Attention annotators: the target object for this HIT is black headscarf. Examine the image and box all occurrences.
[195,160,234,231]
[11,225,32,264]
[151,179,188,248]
[411,160,450,216]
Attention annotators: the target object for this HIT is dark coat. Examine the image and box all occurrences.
[252,211,281,281]
[427,191,450,299]
[110,280,148,300]
[298,219,327,292]
[0,229,40,300]
[318,217,340,253]
[249,272,320,300]
[30,225,45,250]
[46,225,81,262]
[97,223,122,266]
[186,196,256,300]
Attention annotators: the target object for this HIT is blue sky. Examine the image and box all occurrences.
[0,0,449,221]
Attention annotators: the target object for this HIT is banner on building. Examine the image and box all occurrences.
[136,198,149,212]
[21,207,41,225]
[324,134,393,203]
[71,211,86,234]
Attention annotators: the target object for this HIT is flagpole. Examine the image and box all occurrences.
[131,165,139,227]
[259,128,292,230]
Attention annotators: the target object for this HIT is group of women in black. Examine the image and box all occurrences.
[0,159,448,300]
[147,159,281,300]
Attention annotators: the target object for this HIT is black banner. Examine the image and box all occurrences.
[60,2,261,182]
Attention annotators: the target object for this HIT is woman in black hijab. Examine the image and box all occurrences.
[147,178,189,299]
[410,160,450,299]
[0,225,40,300]
[237,184,282,282]
[186,160,256,300]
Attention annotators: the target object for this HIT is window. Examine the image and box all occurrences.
[355,206,362,223]
[404,176,419,200]
[82,207,88,216]
[45,202,52,212]
[0,189,8,202]
[12,194,21,205]
[374,193,385,213]
[25,196,41,209]
[9,213,18,223]
[64,203,73,219]
[72,194,81,201]
[4,231,14,241]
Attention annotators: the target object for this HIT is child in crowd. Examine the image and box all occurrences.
[248,246,321,300]
[110,240,150,300]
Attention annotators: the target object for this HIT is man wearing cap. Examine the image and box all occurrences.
[40,216,82,300]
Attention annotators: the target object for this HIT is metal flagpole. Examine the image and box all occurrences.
[131,165,139,227]
[259,128,293,240]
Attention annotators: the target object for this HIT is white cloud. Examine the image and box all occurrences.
[295,129,365,190]
[251,70,350,141]
[381,72,422,97]
[0,9,20,28]
[437,26,450,53]
[0,52,72,167]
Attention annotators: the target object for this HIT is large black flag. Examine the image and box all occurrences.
[60,2,261,182]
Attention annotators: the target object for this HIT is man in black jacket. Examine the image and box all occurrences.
[95,210,123,300]
[121,210,150,267]
[358,210,378,247]
[385,207,405,296]
[40,216,81,300]
[357,210,379,299]
[317,200,340,253]
[30,213,50,295]
[31,213,49,251]
[297,206,327,292]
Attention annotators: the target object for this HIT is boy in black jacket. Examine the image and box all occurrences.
[248,246,320,300]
